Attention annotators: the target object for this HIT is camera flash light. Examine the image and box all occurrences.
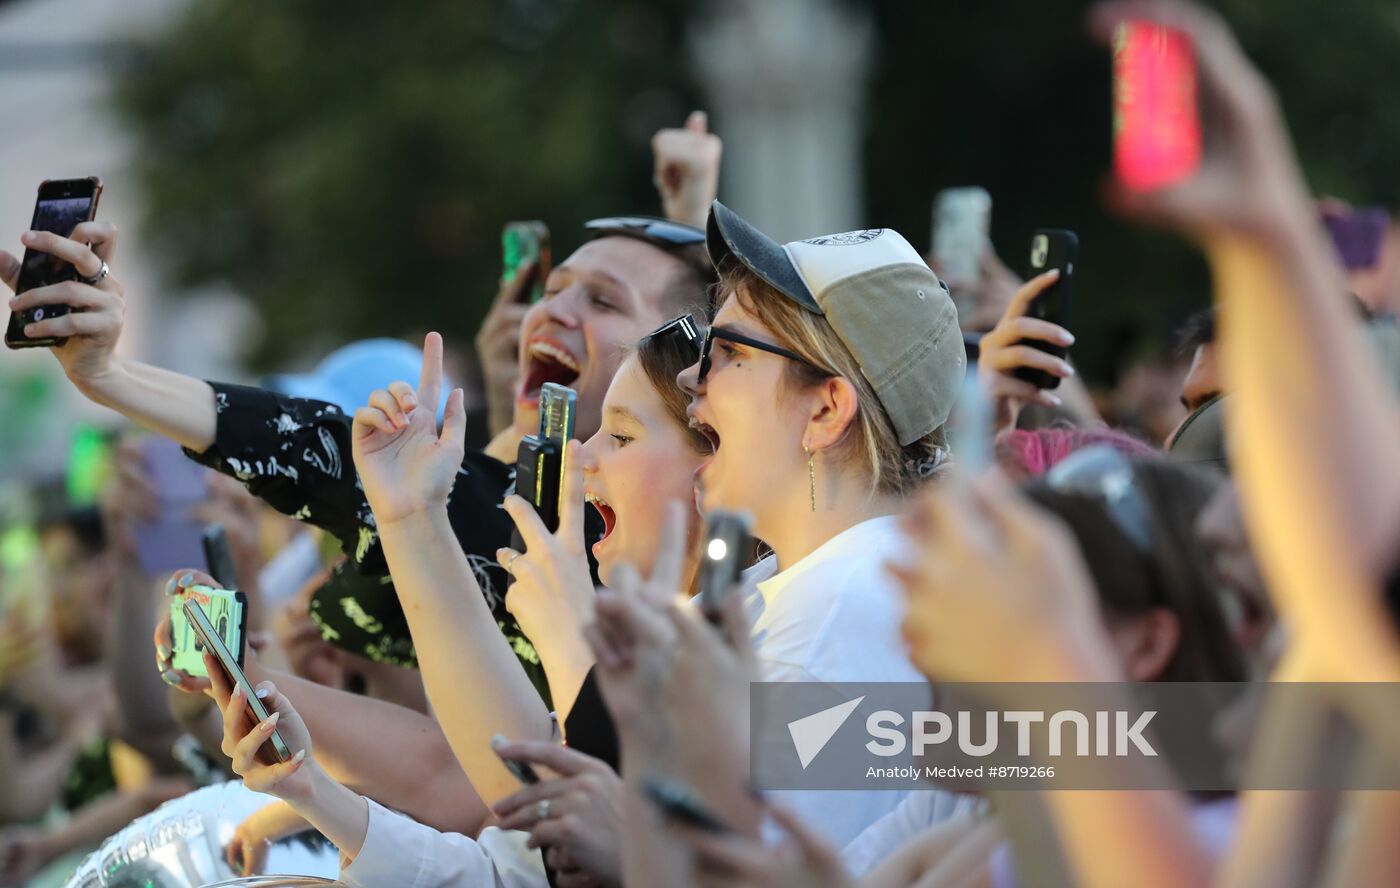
[707,538,728,561]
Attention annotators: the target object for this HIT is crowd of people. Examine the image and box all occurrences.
[2,2,1399,886]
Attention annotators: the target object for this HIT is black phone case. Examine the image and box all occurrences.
[509,437,562,554]
[1013,229,1078,390]
[5,177,102,350]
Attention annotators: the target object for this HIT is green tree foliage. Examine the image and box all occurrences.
[864,0,1400,380]
[116,0,696,369]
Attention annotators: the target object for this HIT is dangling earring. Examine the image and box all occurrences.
[805,445,816,512]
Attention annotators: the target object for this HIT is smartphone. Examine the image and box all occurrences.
[510,383,577,553]
[1113,21,1201,192]
[643,778,732,834]
[502,221,551,304]
[184,596,290,765]
[1321,207,1389,271]
[1013,229,1079,390]
[133,437,211,576]
[931,187,991,294]
[5,177,103,349]
[170,583,247,677]
[202,524,238,589]
[490,734,540,785]
[950,372,991,480]
[697,510,752,627]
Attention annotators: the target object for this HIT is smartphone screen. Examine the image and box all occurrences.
[5,178,102,348]
[502,221,551,303]
[1113,22,1201,192]
[134,437,211,576]
[931,187,991,289]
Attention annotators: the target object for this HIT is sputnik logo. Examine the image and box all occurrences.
[787,696,864,769]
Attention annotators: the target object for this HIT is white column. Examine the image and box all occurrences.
[690,0,874,242]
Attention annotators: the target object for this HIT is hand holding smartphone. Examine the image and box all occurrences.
[490,734,541,785]
[509,383,577,555]
[1113,21,1201,192]
[185,597,290,765]
[1012,229,1079,390]
[502,221,551,304]
[697,510,753,628]
[5,177,103,349]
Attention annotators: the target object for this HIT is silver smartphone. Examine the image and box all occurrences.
[184,597,291,764]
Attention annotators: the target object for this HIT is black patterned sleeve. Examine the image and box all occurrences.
[183,381,384,571]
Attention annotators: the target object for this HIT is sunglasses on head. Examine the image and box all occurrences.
[643,314,703,359]
[697,324,823,383]
[1044,445,1155,555]
[584,216,706,247]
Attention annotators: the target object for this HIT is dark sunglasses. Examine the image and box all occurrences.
[643,314,703,359]
[584,216,706,246]
[698,324,823,383]
[1044,445,1154,555]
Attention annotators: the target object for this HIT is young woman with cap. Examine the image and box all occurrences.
[670,199,967,847]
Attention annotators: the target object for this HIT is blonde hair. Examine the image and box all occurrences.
[727,268,947,497]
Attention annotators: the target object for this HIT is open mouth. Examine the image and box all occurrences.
[689,418,721,456]
[519,339,581,403]
[585,491,617,545]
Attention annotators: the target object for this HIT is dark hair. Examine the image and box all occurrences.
[635,325,710,455]
[1023,457,1245,683]
[658,242,720,320]
[1174,307,1217,359]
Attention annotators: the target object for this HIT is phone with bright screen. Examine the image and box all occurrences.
[1113,21,1201,192]
[502,221,551,304]
[5,177,103,349]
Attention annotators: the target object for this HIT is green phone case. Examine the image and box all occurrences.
[170,584,245,677]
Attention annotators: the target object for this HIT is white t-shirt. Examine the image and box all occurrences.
[743,515,937,850]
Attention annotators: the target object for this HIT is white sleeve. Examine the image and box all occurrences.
[340,798,547,888]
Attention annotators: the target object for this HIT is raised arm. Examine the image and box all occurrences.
[1097,0,1400,682]
[351,333,554,807]
[2,225,218,452]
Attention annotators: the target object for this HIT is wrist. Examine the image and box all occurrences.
[72,355,126,404]
[375,505,452,538]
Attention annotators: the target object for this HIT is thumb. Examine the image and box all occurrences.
[685,110,708,134]
[440,388,466,448]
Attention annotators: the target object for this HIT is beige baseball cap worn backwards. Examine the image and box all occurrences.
[705,199,964,445]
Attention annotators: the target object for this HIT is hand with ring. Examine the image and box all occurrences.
[492,739,624,886]
[2,221,126,386]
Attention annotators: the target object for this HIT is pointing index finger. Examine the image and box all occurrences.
[417,332,444,419]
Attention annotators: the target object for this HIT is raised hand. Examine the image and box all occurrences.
[652,111,723,229]
[207,662,314,802]
[890,475,1120,690]
[2,221,125,386]
[976,268,1075,432]
[351,332,467,527]
[668,798,854,888]
[1091,1,1307,237]
[153,569,220,695]
[496,440,596,664]
[492,740,625,886]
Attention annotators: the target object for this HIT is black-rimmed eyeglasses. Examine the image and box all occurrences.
[698,324,823,383]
